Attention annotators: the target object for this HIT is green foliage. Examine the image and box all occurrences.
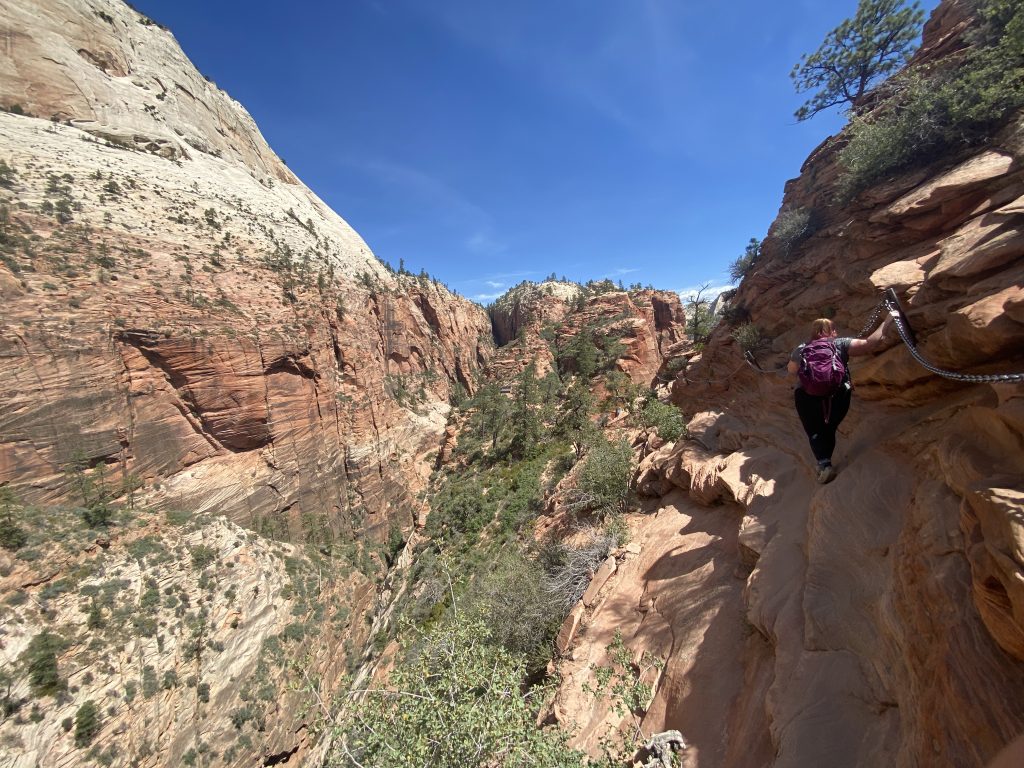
[461,550,563,669]
[770,208,816,257]
[584,631,666,764]
[636,397,686,443]
[463,382,509,453]
[334,614,585,767]
[729,238,761,283]
[683,285,717,344]
[74,701,101,748]
[425,476,489,543]
[557,326,625,379]
[0,160,16,188]
[0,487,27,550]
[575,438,634,515]
[732,322,766,353]
[141,666,159,699]
[190,545,217,570]
[838,0,1024,197]
[555,380,599,458]
[506,364,544,461]
[65,452,115,528]
[791,0,924,120]
[21,631,66,697]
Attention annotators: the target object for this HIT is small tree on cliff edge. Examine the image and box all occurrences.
[791,0,925,121]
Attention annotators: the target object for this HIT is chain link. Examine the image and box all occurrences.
[857,299,888,339]
[739,292,1024,385]
[886,300,1024,384]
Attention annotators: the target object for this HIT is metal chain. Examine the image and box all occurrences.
[886,301,1024,384]
[740,291,1024,384]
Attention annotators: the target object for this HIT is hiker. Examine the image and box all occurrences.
[788,312,896,484]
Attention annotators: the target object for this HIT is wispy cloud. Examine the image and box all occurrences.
[335,153,506,255]
[403,1,697,152]
[458,270,538,287]
[604,267,640,278]
[466,231,507,256]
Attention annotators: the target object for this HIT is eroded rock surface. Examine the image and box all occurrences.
[549,3,1024,766]
[0,1,492,765]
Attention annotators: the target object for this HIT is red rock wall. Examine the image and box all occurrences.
[551,3,1024,765]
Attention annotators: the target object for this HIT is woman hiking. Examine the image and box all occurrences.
[788,312,896,484]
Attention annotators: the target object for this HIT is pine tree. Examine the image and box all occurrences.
[791,0,925,120]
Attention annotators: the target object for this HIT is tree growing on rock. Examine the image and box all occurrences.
[791,0,925,121]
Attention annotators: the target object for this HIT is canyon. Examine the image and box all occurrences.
[0,0,1022,767]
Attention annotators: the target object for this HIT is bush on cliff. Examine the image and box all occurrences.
[635,396,687,443]
[334,614,585,767]
[573,437,634,515]
[729,238,761,283]
[839,0,1024,197]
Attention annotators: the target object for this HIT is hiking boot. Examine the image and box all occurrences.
[816,465,836,484]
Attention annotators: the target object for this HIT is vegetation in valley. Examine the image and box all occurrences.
[331,295,689,764]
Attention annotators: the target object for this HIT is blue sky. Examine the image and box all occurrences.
[132,0,938,303]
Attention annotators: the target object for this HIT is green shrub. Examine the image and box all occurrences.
[729,238,761,283]
[141,666,158,698]
[21,632,65,697]
[732,322,766,353]
[838,0,1024,197]
[334,614,584,767]
[74,701,100,747]
[0,487,27,550]
[190,545,217,569]
[462,551,561,668]
[770,208,815,257]
[574,438,634,515]
[637,398,686,443]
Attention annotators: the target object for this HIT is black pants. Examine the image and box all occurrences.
[794,385,852,464]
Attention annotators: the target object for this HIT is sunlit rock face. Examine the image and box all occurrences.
[0,0,493,538]
[0,1,493,764]
[548,2,1024,766]
[487,280,688,387]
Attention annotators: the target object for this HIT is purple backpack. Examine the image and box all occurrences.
[798,338,846,396]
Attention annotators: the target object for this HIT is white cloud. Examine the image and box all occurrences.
[604,267,640,278]
[466,231,508,256]
[485,280,505,288]
[335,154,505,256]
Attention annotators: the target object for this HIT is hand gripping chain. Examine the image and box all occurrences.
[741,288,1024,384]
[881,288,1024,384]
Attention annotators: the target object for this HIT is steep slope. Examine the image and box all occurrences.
[548,3,1024,766]
[0,1,492,765]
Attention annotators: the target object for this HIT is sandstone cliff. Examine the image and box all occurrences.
[0,1,492,765]
[547,3,1024,766]
[487,280,688,387]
